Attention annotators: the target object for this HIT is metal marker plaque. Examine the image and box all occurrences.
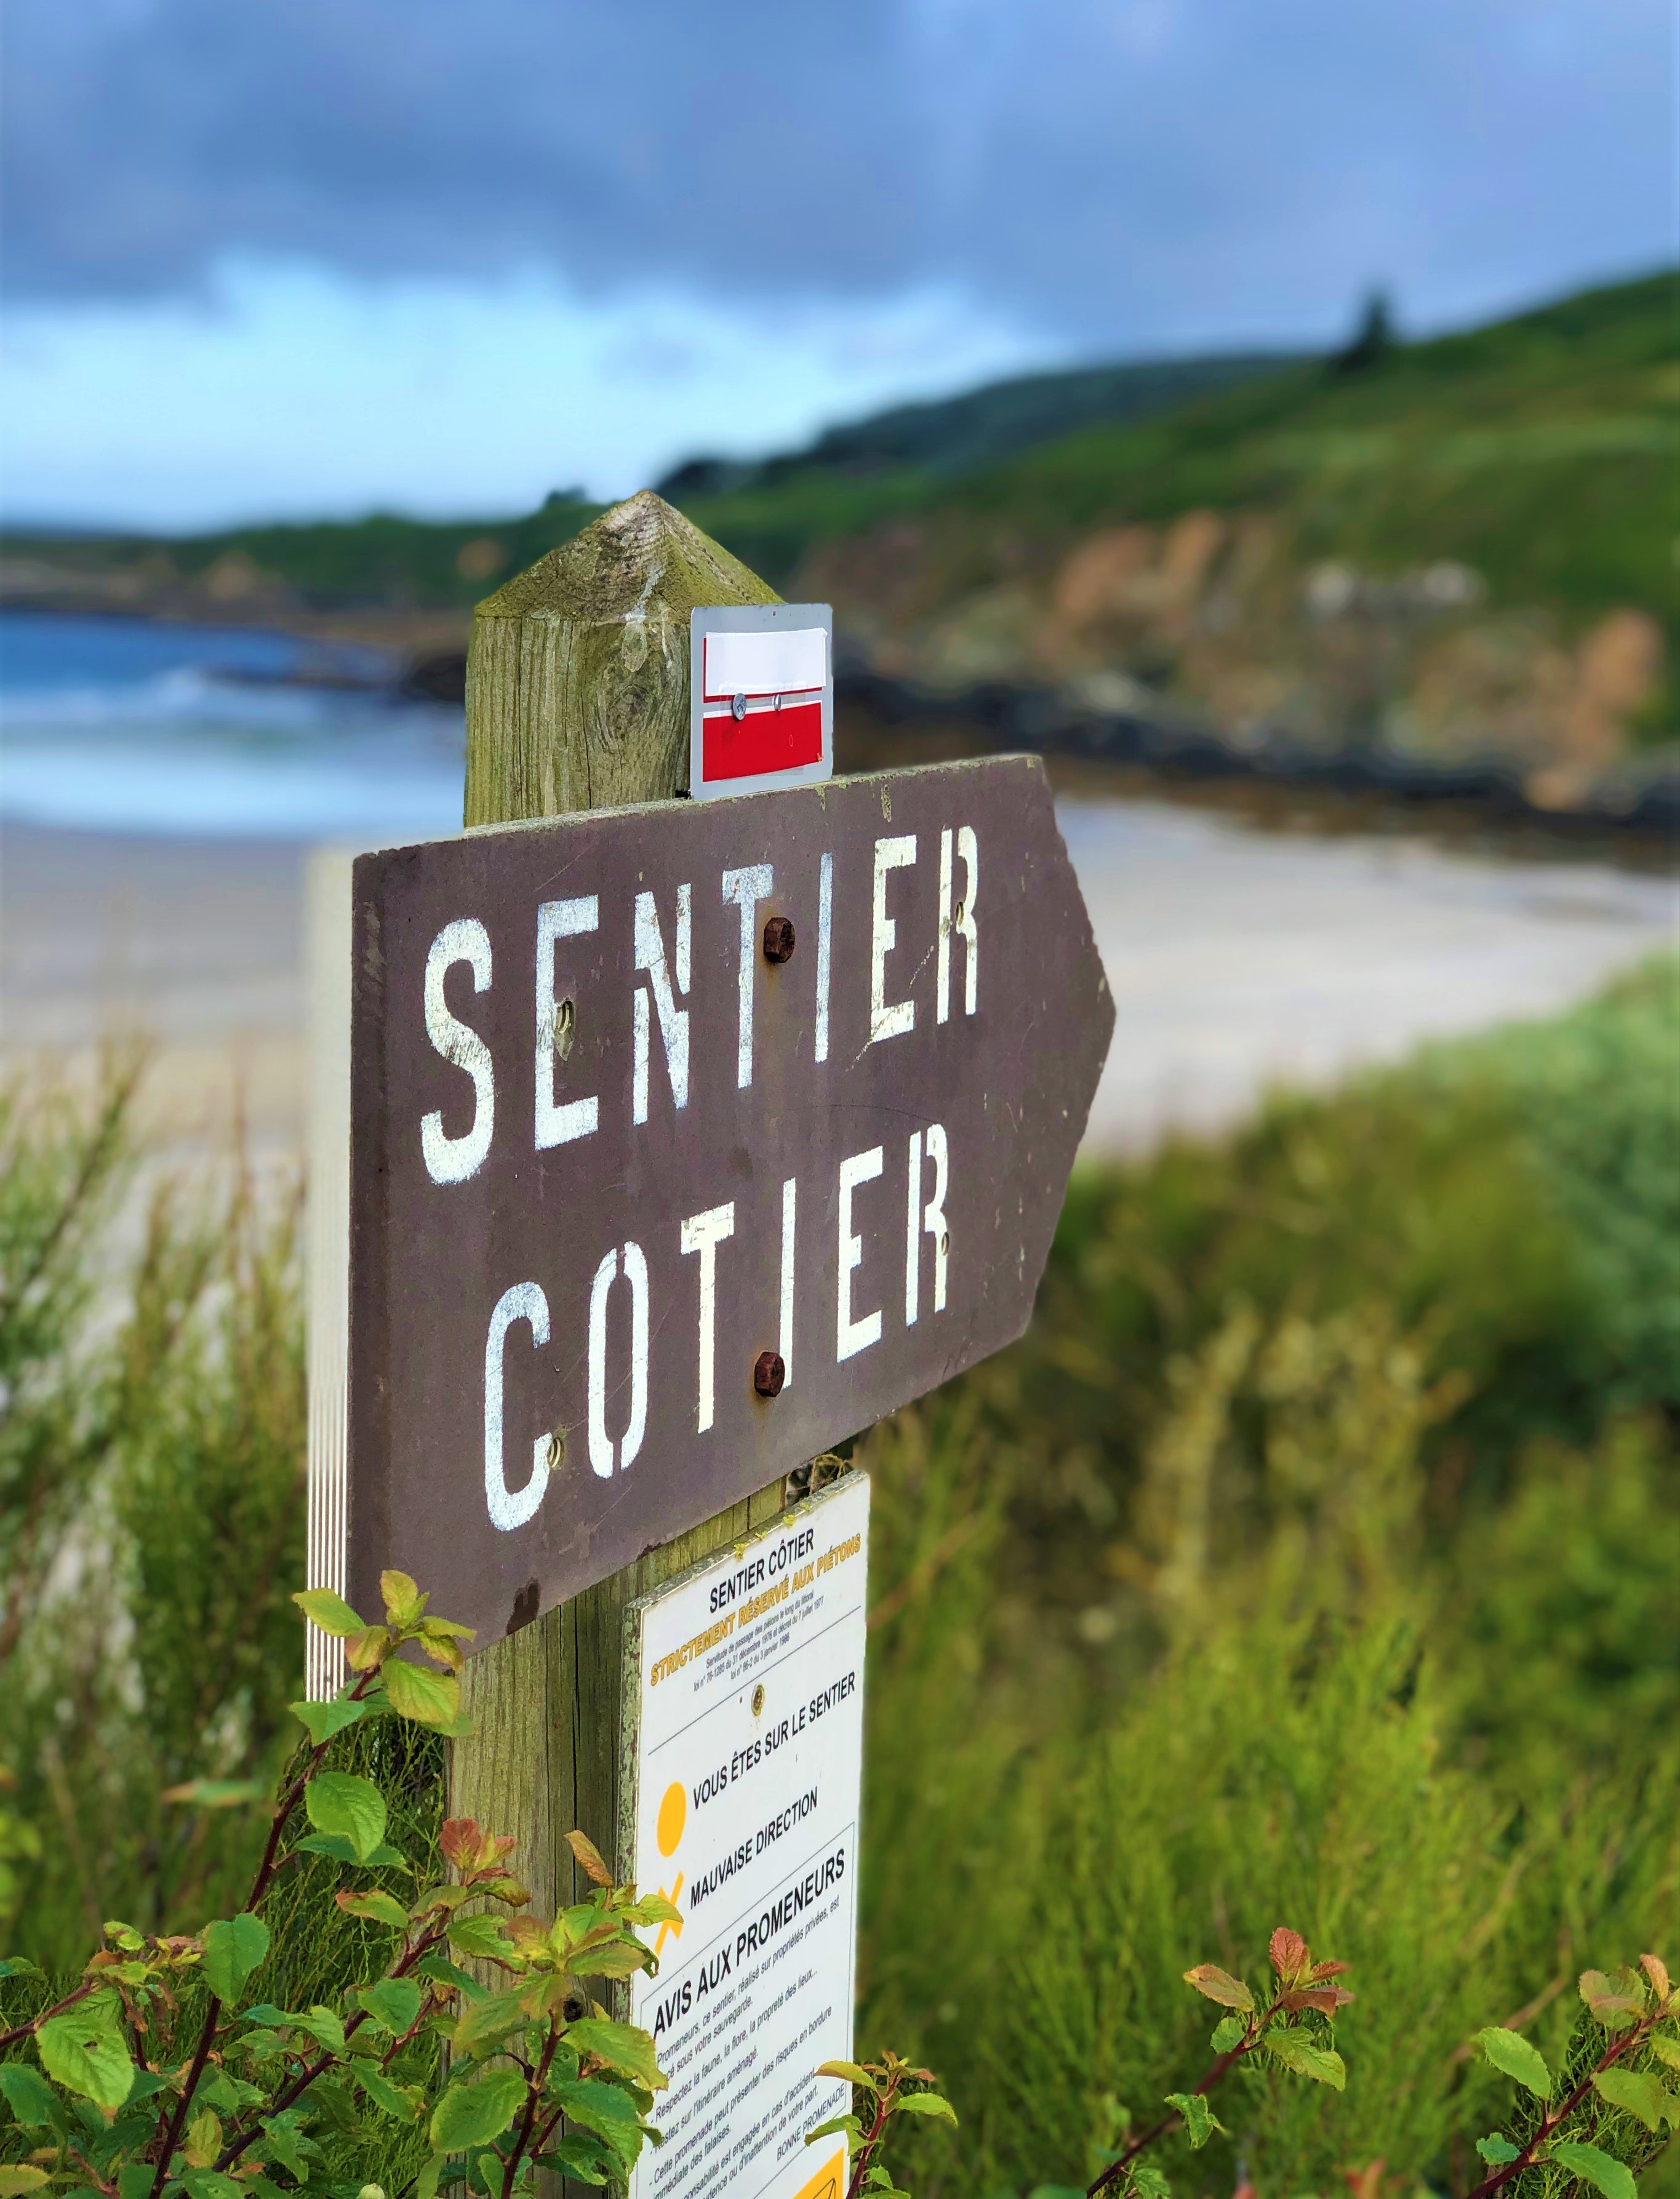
[623,1472,868,2199]
[689,604,833,800]
[316,755,1111,1656]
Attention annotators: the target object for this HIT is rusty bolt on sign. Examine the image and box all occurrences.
[753,1350,786,1398]
[761,915,796,964]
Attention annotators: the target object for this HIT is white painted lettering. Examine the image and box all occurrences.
[534,895,599,1150]
[484,1280,549,1531]
[780,1176,797,1386]
[422,917,494,1184]
[924,1123,950,1313]
[721,865,774,1089]
[870,835,918,1044]
[837,1145,885,1361]
[815,852,833,1064]
[633,886,691,1124]
[588,1242,649,1476]
[937,827,978,1022]
[905,1131,922,1326]
[679,1202,737,1434]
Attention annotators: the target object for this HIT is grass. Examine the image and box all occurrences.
[1,959,1676,2189]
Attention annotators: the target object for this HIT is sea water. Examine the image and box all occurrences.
[0,610,465,838]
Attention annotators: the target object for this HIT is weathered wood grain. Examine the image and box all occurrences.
[450,492,788,1928]
[463,489,779,826]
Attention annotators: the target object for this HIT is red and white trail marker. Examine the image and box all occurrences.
[690,604,833,800]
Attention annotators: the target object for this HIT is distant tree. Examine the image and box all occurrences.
[1332,288,1398,375]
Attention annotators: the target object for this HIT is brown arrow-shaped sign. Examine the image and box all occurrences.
[330,754,1112,1649]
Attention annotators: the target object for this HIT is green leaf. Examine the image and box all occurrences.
[1166,2092,1224,2148]
[337,1889,410,1929]
[1209,2015,1246,2053]
[550,2078,643,2170]
[291,1831,407,1869]
[0,2168,51,2193]
[0,2062,66,2131]
[118,2165,158,2199]
[540,2137,612,2186]
[1594,2066,1676,2134]
[446,1997,526,2058]
[162,1780,265,1810]
[806,2115,863,2144]
[38,2003,135,2111]
[815,2060,877,2089]
[1263,2026,1346,2089]
[180,2172,244,2199]
[257,2113,311,2178]
[1182,1963,1253,2010]
[294,1588,366,1636]
[1476,2026,1553,2100]
[286,2005,347,2056]
[1650,2035,1680,2072]
[446,1912,516,1961]
[357,1979,423,2037]
[1130,2169,1170,2199]
[565,2018,665,2092]
[564,1936,649,1979]
[0,1958,42,1981]
[303,1772,388,1862]
[1549,2142,1637,2199]
[201,1912,270,2005]
[430,2067,527,2154]
[1475,2136,1520,2166]
[414,1953,486,1999]
[354,2066,426,2123]
[290,1697,367,1744]
[383,1659,461,1731]
[893,2093,958,2124]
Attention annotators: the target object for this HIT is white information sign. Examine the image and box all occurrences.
[623,1473,869,2199]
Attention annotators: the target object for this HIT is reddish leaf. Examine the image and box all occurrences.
[1640,1953,1671,2004]
[1270,1928,1310,1984]
[1183,1965,1254,2011]
[1309,1960,1353,1982]
[441,1819,484,1870]
[566,1830,613,1888]
[1282,1985,1356,2014]
[1579,1968,1645,2030]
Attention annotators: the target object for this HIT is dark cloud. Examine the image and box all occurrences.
[4,0,1670,341]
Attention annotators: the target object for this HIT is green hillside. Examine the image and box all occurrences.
[0,351,1295,621]
[4,272,1673,768]
[689,268,1679,646]
[656,348,1298,497]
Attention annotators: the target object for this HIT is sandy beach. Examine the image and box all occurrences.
[4,799,1673,1170]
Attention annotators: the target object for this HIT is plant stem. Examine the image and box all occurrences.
[501,2021,560,2199]
[149,1994,223,2198]
[1460,2014,1655,2199]
[846,2077,899,2199]
[0,1980,95,2052]
[215,1923,446,2171]
[152,1664,379,2195]
[1086,2000,1279,2197]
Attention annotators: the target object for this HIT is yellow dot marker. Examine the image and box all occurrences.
[657,1780,687,1858]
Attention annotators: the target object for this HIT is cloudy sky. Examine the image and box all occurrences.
[2,0,1671,529]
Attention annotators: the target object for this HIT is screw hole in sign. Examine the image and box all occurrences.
[690,604,833,800]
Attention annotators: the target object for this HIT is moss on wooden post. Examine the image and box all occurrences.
[451,492,787,1939]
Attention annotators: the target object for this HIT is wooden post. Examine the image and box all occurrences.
[450,491,789,1929]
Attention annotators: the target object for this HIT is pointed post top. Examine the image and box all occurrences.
[475,489,779,627]
[465,492,782,826]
